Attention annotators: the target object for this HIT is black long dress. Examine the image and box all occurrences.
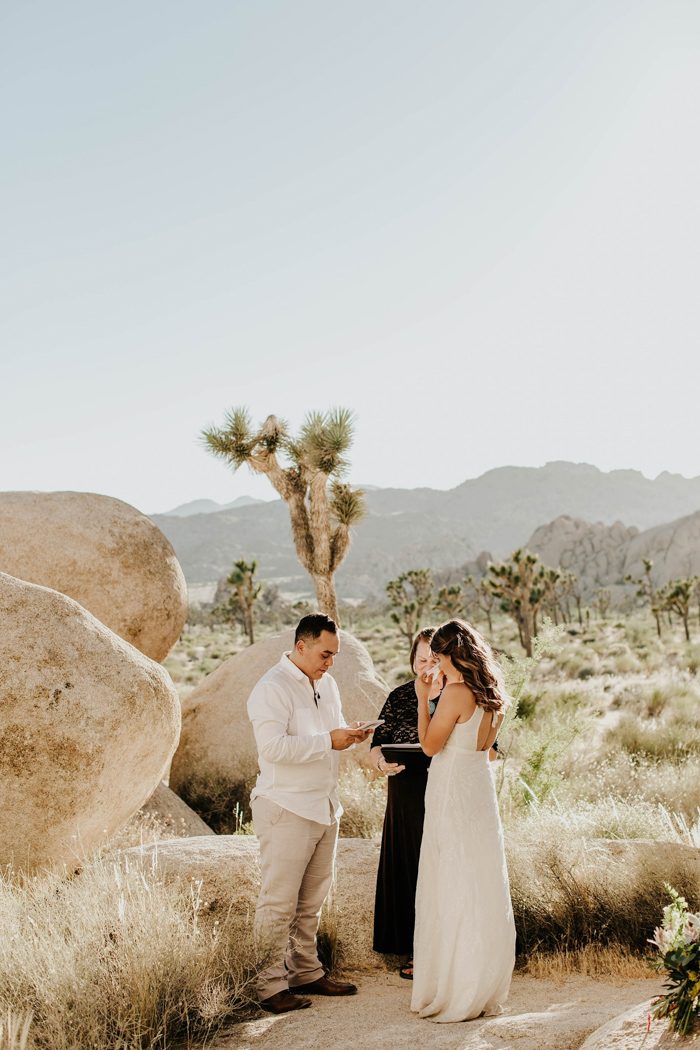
[371,680,434,956]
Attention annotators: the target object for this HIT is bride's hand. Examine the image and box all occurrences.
[415,671,433,704]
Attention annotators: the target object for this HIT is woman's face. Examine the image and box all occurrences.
[414,639,437,677]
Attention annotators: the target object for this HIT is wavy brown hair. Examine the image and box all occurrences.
[430,619,508,712]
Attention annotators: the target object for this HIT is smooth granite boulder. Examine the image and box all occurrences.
[169,629,387,808]
[0,572,181,872]
[0,491,188,661]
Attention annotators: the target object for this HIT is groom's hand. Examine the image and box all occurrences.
[330,727,371,750]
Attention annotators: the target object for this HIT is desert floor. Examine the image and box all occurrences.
[209,972,663,1050]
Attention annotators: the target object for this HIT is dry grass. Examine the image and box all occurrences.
[507,831,700,957]
[177,771,257,833]
[0,1011,32,1050]
[0,854,264,1050]
[338,766,387,838]
[519,944,654,979]
[507,796,698,843]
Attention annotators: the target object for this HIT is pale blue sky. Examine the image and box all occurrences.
[2,0,698,513]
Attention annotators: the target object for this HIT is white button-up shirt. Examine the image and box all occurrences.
[247,652,347,825]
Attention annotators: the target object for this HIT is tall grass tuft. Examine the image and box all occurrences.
[0,1011,32,1050]
[338,767,386,838]
[508,833,700,956]
[0,854,263,1050]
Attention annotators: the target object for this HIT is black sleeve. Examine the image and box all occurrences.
[370,691,396,748]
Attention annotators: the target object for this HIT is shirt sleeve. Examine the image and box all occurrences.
[248,681,332,764]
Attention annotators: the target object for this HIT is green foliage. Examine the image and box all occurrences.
[487,548,549,655]
[433,584,463,619]
[649,887,700,1035]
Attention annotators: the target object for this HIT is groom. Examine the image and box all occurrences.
[247,613,371,1014]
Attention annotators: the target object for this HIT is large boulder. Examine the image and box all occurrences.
[124,836,383,972]
[169,630,388,821]
[137,782,215,838]
[0,491,188,661]
[0,572,181,873]
[580,1000,687,1048]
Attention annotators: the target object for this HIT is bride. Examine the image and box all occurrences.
[411,618,516,1023]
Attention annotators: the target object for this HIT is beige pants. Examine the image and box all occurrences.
[252,795,339,1000]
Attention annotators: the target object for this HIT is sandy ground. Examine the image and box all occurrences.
[210,973,664,1050]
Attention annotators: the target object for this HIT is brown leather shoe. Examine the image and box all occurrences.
[290,975,358,996]
[259,990,313,1013]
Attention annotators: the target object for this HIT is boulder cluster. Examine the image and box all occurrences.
[0,491,186,872]
[0,490,386,873]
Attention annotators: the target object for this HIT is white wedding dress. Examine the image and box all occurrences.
[411,707,516,1023]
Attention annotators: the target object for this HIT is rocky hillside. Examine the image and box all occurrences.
[527,511,700,597]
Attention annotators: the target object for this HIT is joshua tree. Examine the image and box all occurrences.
[593,587,611,620]
[463,574,496,633]
[660,577,697,642]
[625,559,663,637]
[541,567,564,625]
[434,584,464,620]
[223,559,261,645]
[386,569,434,655]
[487,549,546,656]
[202,407,365,623]
[562,570,583,626]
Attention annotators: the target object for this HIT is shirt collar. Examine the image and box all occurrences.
[279,652,308,682]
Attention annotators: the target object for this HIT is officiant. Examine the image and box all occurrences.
[369,627,442,977]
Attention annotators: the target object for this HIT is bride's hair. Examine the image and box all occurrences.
[430,619,508,712]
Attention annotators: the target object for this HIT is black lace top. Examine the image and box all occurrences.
[372,681,425,747]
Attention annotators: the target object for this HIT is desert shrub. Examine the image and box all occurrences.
[177,772,256,833]
[338,767,386,838]
[510,796,692,843]
[566,753,700,819]
[0,855,264,1050]
[507,834,699,956]
[605,713,700,763]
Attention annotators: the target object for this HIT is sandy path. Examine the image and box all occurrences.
[210,973,662,1050]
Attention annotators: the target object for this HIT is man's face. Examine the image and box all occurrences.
[295,630,340,681]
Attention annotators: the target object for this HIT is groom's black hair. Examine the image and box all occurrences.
[295,613,338,644]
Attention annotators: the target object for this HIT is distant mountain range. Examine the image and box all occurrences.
[159,495,266,517]
[150,461,700,600]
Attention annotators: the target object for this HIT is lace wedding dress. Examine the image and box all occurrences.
[411,707,516,1022]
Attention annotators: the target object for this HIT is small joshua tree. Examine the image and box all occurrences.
[223,559,261,645]
[463,574,496,633]
[386,569,434,656]
[434,584,464,620]
[487,549,546,656]
[625,558,663,637]
[202,407,365,623]
[660,577,697,642]
[593,587,611,620]
[562,570,583,626]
